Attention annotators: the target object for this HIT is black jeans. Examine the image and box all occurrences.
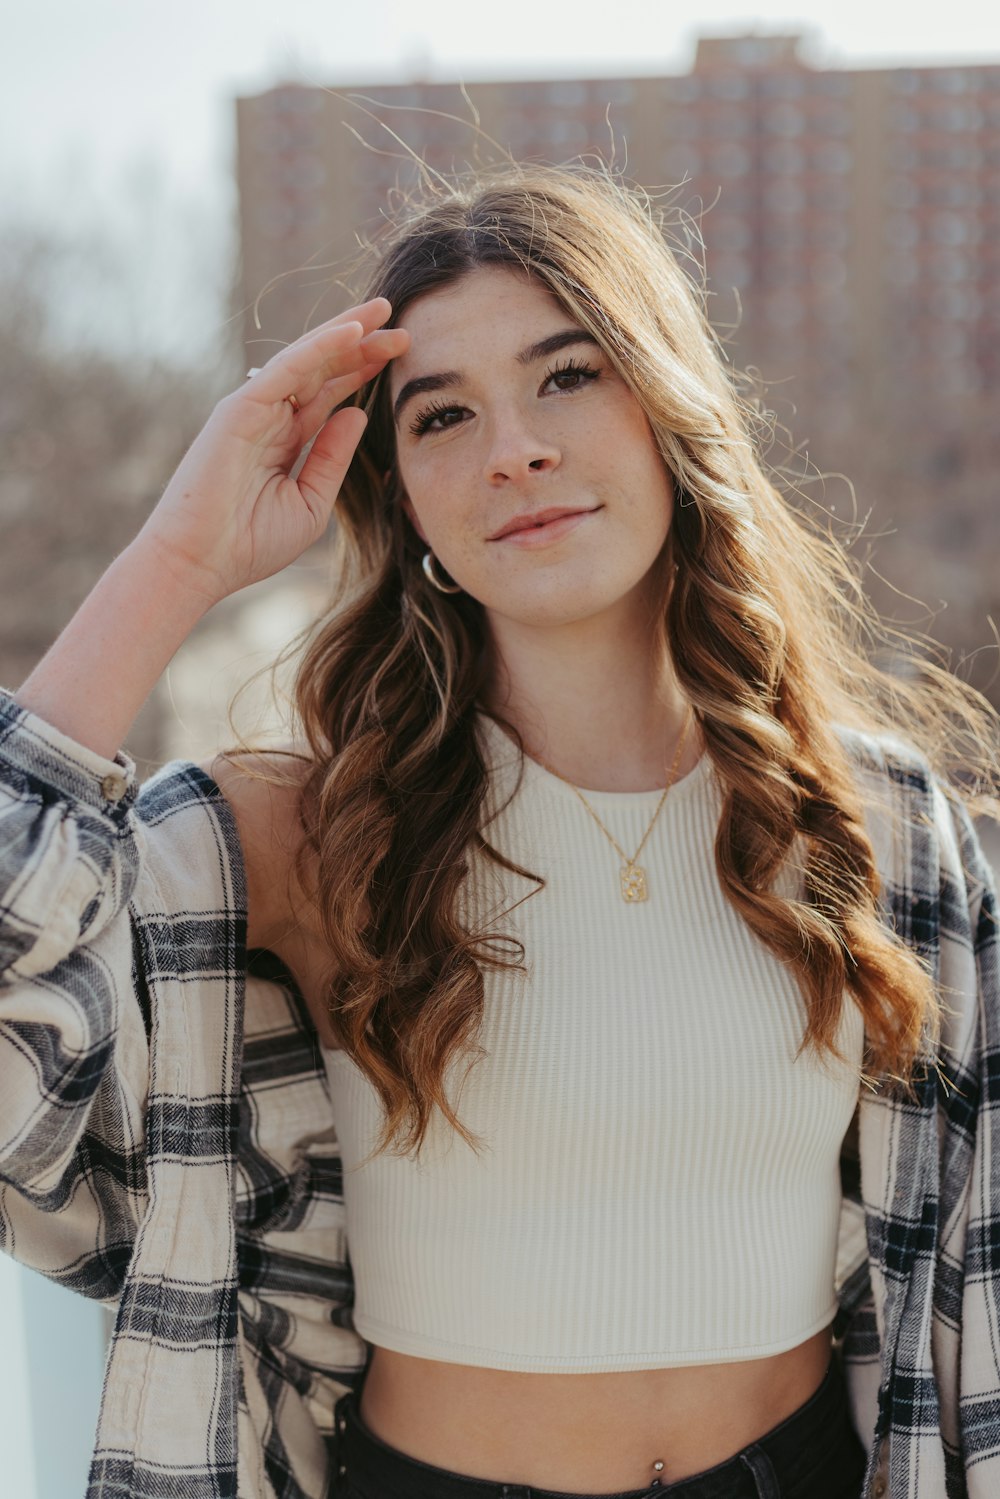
[331,1354,868,1499]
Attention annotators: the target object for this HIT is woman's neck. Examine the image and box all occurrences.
[480,635,698,795]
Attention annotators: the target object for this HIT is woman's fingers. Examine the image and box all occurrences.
[320,296,393,336]
[242,309,407,438]
[273,328,411,444]
[294,406,370,521]
[246,319,367,411]
[248,298,394,391]
[359,326,410,360]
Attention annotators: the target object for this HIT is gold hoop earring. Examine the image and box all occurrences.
[422,551,463,594]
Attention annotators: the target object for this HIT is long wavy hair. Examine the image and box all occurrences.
[274,159,999,1160]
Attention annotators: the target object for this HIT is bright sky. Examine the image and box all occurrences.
[5,1,1000,359]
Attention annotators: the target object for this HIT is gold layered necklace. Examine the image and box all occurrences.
[532,707,696,903]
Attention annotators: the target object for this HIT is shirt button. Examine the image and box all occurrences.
[100,771,127,802]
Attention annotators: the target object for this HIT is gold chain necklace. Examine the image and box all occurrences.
[532,707,695,903]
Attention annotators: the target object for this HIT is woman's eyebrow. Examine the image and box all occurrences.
[392,328,601,427]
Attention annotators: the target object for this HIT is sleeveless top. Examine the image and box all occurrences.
[322,714,864,1371]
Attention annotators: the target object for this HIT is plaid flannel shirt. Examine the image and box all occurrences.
[0,687,998,1499]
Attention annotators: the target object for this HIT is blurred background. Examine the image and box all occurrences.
[2,3,1000,1494]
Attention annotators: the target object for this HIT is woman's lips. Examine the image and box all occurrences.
[497,509,599,546]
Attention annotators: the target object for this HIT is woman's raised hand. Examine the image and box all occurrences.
[137,297,409,607]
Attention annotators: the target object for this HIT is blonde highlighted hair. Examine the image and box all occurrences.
[269,159,999,1159]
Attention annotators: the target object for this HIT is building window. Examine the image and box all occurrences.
[938,103,984,131]
[885,255,920,286]
[761,72,805,99]
[702,105,749,138]
[664,146,701,178]
[672,111,703,140]
[708,73,751,101]
[764,104,804,136]
[715,180,754,211]
[817,106,853,138]
[888,142,919,170]
[888,176,919,209]
[548,81,588,106]
[383,87,422,108]
[814,142,852,173]
[809,220,850,250]
[815,290,851,322]
[926,179,982,208]
[889,103,920,132]
[932,326,968,358]
[765,178,805,211]
[765,141,804,174]
[886,214,919,247]
[709,143,752,176]
[734,38,774,66]
[933,70,972,94]
[930,286,982,320]
[256,199,298,237]
[928,250,972,280]
[930,213,976,246]
[284,155,326,191]
[763,218,805,247]
[545,118,589,145]
[765,290,805,326]
[672,77,701,103]
[269,87,324,114]
[597,80,636,104]
[812,253,848,289]
[928,143,982,169]
[710,254,751,288]
[709,216,752,250]
[821,181,852,211]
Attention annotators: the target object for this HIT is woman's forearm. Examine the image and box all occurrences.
[14,537,212,761]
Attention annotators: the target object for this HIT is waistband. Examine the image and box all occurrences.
[332,1353,860,1499]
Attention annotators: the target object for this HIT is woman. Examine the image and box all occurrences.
[1,161,998,1499]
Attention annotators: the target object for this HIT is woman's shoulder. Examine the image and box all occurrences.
[199,743,316,950]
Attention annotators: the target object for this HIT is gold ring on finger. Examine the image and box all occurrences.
[244,369,301,413]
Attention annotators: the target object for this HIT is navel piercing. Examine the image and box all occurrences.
[651,1458,665,1488]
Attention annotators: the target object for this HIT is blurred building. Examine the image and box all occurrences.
[233,33,1000,699]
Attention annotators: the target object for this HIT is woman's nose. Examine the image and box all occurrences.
[482,411,561,483]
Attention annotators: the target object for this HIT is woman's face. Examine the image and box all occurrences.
[389,265,675,635]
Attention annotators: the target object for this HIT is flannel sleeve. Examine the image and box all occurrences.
[927,777,1000,1493]
[0,689,154,1297]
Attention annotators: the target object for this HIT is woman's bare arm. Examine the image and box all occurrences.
[15,540,212,761]
[15,302,409,761]
[206,750,310,952]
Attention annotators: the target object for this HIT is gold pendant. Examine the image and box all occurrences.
[620,864,648,902]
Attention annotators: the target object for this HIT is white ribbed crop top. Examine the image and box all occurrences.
[322,714,865,1372]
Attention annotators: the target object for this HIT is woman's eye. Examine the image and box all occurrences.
[409,403,468,437]
[544,360,600,393]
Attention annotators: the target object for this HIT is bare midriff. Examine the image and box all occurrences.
[357,1323,836,1491]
